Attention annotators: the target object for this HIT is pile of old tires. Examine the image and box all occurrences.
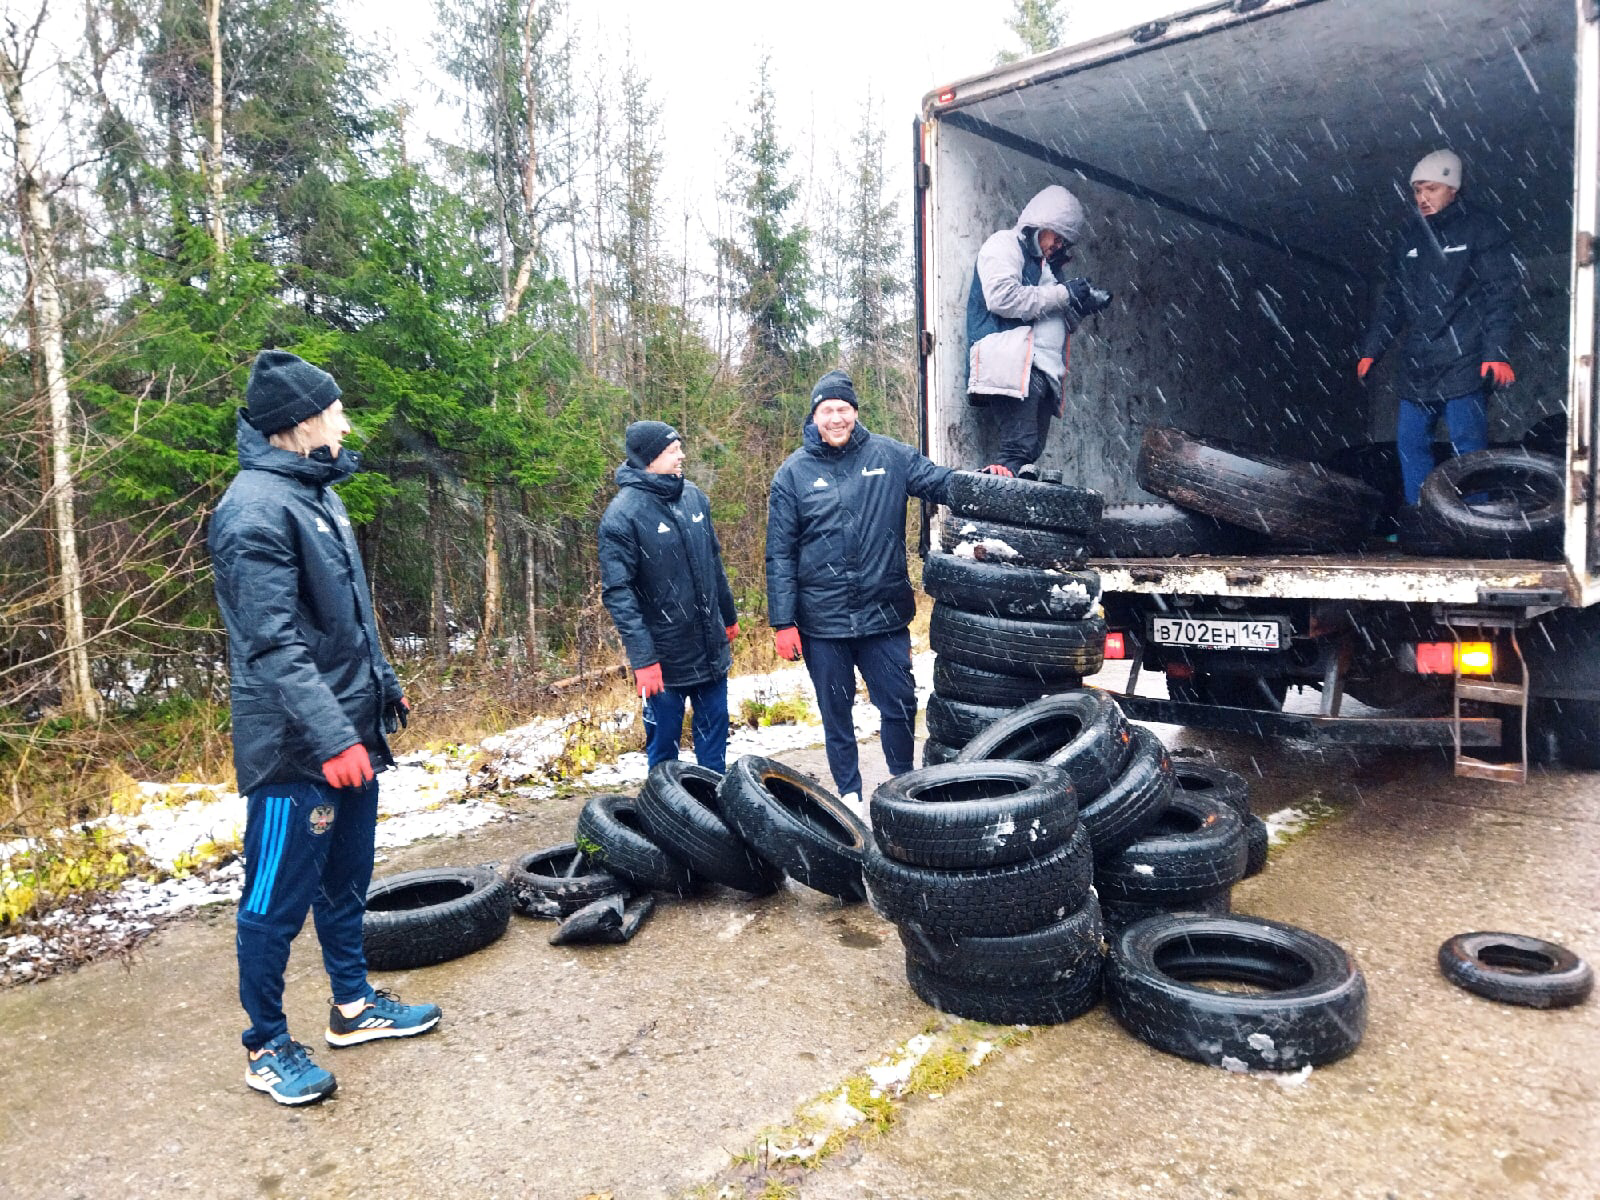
[925,471,1107,763]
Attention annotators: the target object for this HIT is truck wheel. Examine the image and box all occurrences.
[636,761,784,896]
[1437,932,1594,1009]
[899,892,1104,986]
[904,952,1103,1025]
[925,692,1013,749]
[955,689,1132,801]
[939,515,1090,569]
[1136,426,1382,547]
[932,658,1056,707]
[930,603,1106,682]
[923,551,1100,620]
[1545,698,1600,768]
[869,760,1077,870]
[1418,449,1564,558]
[945,470,1105,532]
[1090,502,1260,557]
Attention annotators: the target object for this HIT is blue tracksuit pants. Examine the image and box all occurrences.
[642,675,730,775]
[800,627,917,798]
[1397,391,1488,504]
[237,778,378,1050]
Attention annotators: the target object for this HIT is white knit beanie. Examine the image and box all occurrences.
[1410,150,1463,189]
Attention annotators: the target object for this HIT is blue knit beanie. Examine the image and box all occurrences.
[246,350,342,435]
[809,369,858,415]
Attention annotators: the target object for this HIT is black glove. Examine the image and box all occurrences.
[1064,277,1113,317]
[383,696,410,734]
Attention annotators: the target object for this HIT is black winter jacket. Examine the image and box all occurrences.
[766,420,953,639]
[598,466,737,688]
[208,414,401,796]
[1359,199,1517,402]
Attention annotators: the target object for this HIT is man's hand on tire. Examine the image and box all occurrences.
[980,464,1014,477]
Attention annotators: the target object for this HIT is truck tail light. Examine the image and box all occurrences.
[935,86,957,105]
[1415,641,1494,675]
[1104,631,1127,659]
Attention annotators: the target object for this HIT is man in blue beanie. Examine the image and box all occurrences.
[766,370,953,812]
[209,349,439,1106]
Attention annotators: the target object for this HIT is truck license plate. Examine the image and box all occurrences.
[1149,616,1283,651]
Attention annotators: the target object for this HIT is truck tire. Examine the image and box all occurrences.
[923,551,1100,620]
[932,657,1056,707]
[506,844,628,918]
[1544,698,1600,768]
[945,470,1105,532]
[869,760,1077,870]
[1418,449,1564,559]
[905,953,1103,1025]
[576,793,701,896]
[636,762,784,896]
[1090,502,1261,558]
[898,892,1104,986]
[956,689,1132,801]
[939,516,1091,569]
[363,866,514,971]
[1108,914,1368,1070]
[930,603,1106,682]
[716,755,868,902]
[1437,932,1593,1009]
[1094,788,1248,906]
[1136,426,1381,547]
[925,692,1013,749]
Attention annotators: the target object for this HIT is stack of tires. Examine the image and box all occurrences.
[862,761,1102,1024]
[925,471,1107,764]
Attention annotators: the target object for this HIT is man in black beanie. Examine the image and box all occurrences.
[600,420,740,774]
[209,349,439,1106]
[766,370,953,812]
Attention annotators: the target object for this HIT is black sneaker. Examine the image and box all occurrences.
[325,988,442,1047]
[246,1034,337,1105]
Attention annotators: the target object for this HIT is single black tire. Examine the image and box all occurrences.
[899,892,1104,986]
[636,762,783,895]
[905,953,1103,1025]
[363,866,514,971]
[930,603,1106,682]
[938,516,1091,569]
[576,793,700,896]
[1095,788,1248,905]
[957,689,1132,801]
[932,658,1058,707]
[1100,890,1231,935]
[1090,503,1261,558]
[864,824,1094,937]
[925,692,1014,749]
[717,755,868,902]
[1107,913,1368,1070]
[1078,725,1174,860]
[1137,426,1382,547]
[1437,932,1594,1009]
[1168,759,1250,818]
[945,470,1105,533]
[923,551,1100,620]
[870,760,1076,869]
[1242,814,1270,878]
[506,843,628,918]
[1418,449,1565,559]
[922,738,960,767]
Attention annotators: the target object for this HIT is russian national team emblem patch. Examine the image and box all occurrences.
[309,804,336,835]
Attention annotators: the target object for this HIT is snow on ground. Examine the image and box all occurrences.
[3,657,935,985]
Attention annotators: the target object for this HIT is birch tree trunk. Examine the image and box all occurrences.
[478,487,500,660]
[206,0,226,254]
[1,32,102,720]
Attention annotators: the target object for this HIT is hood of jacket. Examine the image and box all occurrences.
[235,409,359,487]
[613,461,687,501]
[801,418,871,457]
[1014,185,1085,246]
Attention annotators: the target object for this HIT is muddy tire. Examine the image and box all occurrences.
[1136,426,1382,547]
[717,755,868,902]
[899,892,1104,986]
[945,470,1104,532]
[506,843,628,918]
[1169,759,1249,817]
[576,793,700,896]
[956,689,1132,801]
[923,551,1100,620]
[1079,726,1173,859]
[1107,913,1368,1070]
[925,692,1013,749]
[636,762,783,896]
[363,866,514,971]
[930,603,1106,682]
[870,760,1076,869]
[1090,502,1261,557]
[1100,890,1231,935]
[932,658,1057,707]
[938,516,1091,569]
[905,953,1103,1025]
[1094,788,1248,905]
[1437,932,1594,1009]
[1419,449,1564,558]
[863,824,1093,937]
[922,738,960,767]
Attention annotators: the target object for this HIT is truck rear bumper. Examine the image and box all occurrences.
[1114,694,1501,747]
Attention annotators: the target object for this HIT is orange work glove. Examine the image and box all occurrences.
[1356,357,1375,381]
[726,622,740,643]
[1481,361,1515,387]
[773,626,803,662]
[634,662,665,698]
[322,744,374,789]
[980,464,1014,477]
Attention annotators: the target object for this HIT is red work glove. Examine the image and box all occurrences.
[726,622,740,643]
[1481,361,1515,387]
[634,662,664,698]
[1356,357,1374,381]
[322,744,374,789]
[773,626,803,662]
[980,464,1014,477]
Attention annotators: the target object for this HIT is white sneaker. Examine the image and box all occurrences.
[840,791,868,823]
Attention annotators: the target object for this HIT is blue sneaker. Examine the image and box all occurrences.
[325,988,442,1047]
[245,1034,337,1105]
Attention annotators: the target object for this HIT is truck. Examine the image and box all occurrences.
[914,0,1600,780]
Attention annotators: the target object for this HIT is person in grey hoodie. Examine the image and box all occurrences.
[966,184,1112,477]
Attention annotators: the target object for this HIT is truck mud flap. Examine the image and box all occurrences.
[1114,695,1500,747]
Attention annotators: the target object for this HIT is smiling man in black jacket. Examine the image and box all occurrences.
[766,371,954,811]
[599,421,739,775]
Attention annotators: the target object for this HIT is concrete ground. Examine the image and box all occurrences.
[1,707,1596,1199]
